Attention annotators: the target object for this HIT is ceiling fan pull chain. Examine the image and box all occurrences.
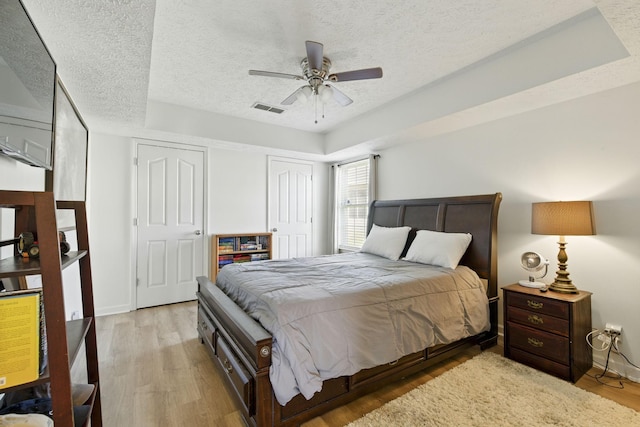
[315,93,318,124]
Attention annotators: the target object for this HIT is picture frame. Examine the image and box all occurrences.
[45,77,88,229]
[45,76,88,203]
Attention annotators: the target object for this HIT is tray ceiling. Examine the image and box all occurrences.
[19,0,640,157]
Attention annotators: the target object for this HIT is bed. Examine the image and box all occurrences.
[196,193,502,426]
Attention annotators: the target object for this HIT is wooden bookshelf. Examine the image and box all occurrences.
[0,191,102,427]
[210,233,272,281]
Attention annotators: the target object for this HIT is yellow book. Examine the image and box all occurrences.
[0,290,40,389]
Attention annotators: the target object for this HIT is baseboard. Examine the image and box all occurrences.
[592,351,640,383]
[95,303,132,317]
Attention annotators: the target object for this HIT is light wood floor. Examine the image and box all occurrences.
[87,301,640,427]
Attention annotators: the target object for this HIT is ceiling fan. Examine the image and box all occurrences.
[249,40,383,122]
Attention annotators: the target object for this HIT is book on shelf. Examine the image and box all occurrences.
[0,289,41,390]
[232,254,251,263]
[218,237,236,252]
[218,254,234,268]
[258,235,270,250]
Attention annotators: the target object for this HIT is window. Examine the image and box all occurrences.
[335,158,374,251]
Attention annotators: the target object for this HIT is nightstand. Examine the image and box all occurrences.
[503,283,592,382]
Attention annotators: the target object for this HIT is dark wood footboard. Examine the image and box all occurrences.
[197,192,502,426]
[196,277,273,426]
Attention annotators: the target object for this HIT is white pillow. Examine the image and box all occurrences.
[404,230,472,269]
[360,224,411,261]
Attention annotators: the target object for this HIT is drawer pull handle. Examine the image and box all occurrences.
[389,359,399,366]
[527,337,544,348]
[527,300,544,310]
[223,358,234,374]
[527,315,544,325]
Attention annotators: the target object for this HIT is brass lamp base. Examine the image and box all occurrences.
[549,238,579,294]
[548,281,579,294]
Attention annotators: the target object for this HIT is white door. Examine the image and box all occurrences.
[136,144,205,308]
[268,158,313,259]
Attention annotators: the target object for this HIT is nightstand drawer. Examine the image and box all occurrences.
[507,322,569,365]
[506,306,569,337]
[509,347,571,379]
[507,292,569,319]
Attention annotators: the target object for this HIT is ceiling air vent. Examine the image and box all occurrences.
[251,102,284,114]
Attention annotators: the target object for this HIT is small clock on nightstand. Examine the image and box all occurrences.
[503,283,592,382]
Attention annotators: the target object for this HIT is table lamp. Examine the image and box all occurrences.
[531,201,596,293]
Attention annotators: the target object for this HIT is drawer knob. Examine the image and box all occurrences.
[223,358,234,374]
[527,300,544,310]
[260,346,271,358]
[527,337,544,348]
[527,315,544,325]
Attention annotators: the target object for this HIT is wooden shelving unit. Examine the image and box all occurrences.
[210,233,272,281]
[0,190,101,427]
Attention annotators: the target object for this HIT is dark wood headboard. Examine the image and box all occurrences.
[367,193,502,299]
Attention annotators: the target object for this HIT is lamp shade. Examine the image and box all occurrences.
[532,201,596,236]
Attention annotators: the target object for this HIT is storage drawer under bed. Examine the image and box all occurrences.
[198,299,255,415]
[216,333,255,415]
[197,306,215,348]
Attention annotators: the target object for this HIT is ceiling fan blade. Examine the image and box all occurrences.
[249,70,304,80]
[305,40,324,71]
[328,67,383,82]
[281,87,303,105]
[328,85,353,106]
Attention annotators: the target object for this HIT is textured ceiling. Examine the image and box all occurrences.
[17,0,640,157]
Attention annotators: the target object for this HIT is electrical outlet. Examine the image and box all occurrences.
[597,333,611,345]
[605,323,622,334]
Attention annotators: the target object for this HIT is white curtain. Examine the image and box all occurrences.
[329,164,338,253]
[368,154,378,203]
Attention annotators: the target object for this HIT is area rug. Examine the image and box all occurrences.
[347,351,640,426]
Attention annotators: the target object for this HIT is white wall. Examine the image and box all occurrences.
[0,157,45,269]
[377,81,640,380]
[87,133,330,315]
[86,133,134,315]
[0,155,44,256]
[0,155,45,191]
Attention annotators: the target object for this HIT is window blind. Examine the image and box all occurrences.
[336,158,370,251]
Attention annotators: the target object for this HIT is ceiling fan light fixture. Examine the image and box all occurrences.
[318,85,333,102]
[249,40,382,123]
[296,86,313,104]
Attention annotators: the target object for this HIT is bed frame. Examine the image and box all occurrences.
[196,192,502,426]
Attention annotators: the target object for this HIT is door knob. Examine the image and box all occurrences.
[195,230,202,235]
[270,228,278,232]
